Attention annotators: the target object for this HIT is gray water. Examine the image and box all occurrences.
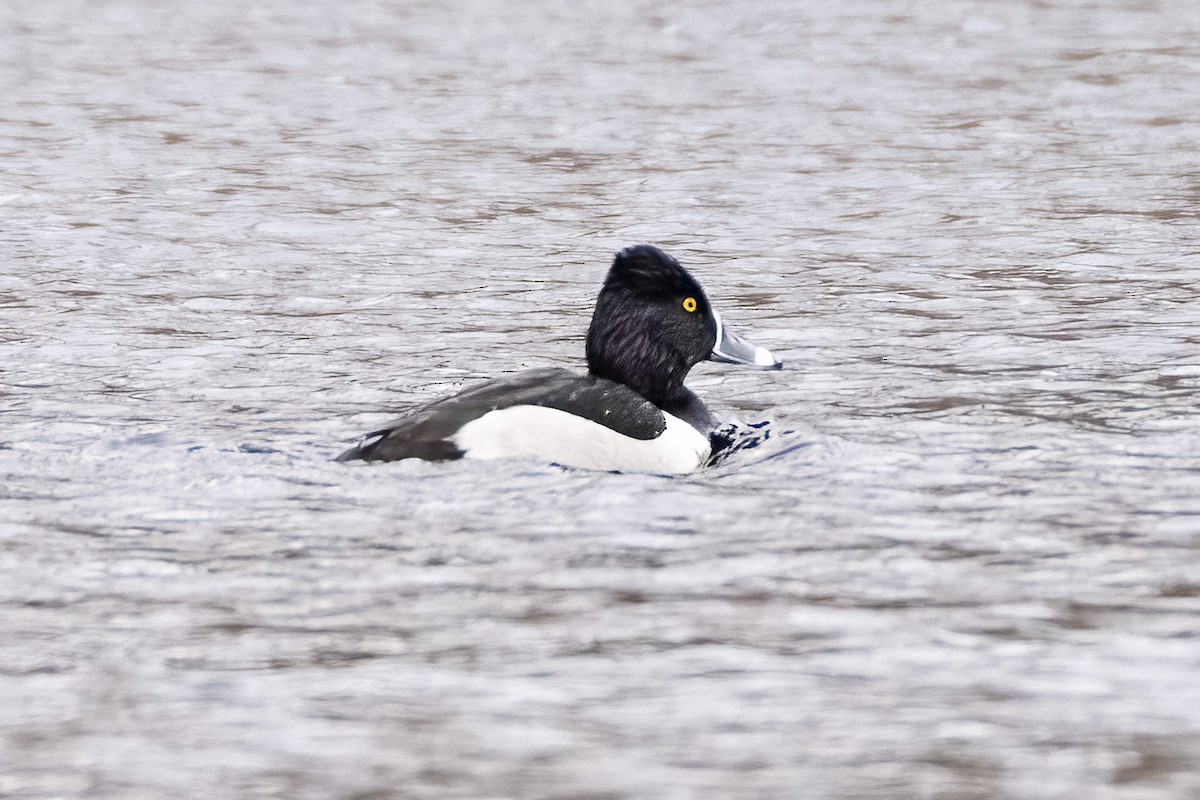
[3,1,1200,798]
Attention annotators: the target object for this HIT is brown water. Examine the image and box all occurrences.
[3,1,1200,798]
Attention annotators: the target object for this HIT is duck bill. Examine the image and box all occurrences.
[709,311,783,369]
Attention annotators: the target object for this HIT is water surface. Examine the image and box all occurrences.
[3,1,1200,798]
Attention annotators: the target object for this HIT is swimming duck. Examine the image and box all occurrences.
[337,244,781,473]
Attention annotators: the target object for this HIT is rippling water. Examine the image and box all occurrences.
[3,1,1200,798]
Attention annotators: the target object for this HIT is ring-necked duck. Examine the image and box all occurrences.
[337,244,782,473]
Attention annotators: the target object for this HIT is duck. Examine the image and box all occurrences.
[336,244,782,473]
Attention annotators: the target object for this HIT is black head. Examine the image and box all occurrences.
[585,245,720,405]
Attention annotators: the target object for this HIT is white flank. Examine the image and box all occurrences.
[453,406,710,474]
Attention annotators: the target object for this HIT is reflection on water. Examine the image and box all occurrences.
[3,0,1200,798]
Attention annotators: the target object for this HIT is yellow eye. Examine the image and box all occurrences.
[682,297,697,313]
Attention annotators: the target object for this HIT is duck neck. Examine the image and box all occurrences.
[587,352,689,407]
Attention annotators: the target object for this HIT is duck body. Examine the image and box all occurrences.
[337,367,715,473]
[337,245,781,474]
